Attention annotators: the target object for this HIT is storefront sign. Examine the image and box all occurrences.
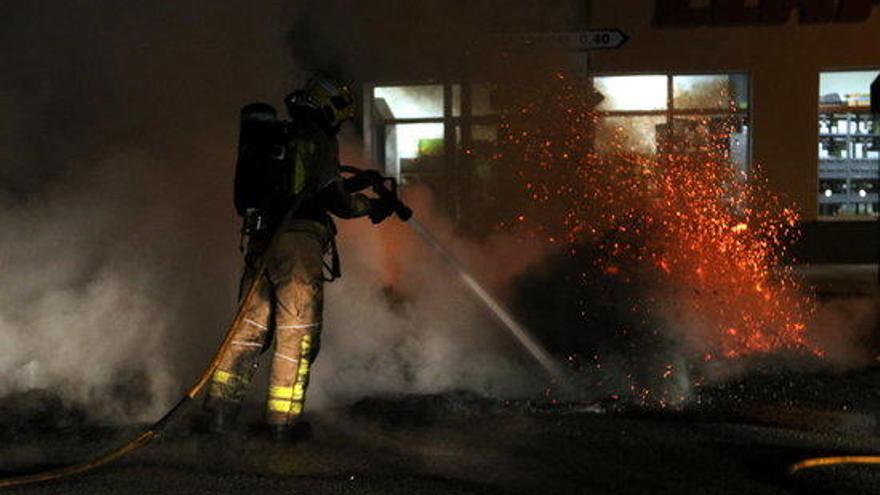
[654,0,878,26]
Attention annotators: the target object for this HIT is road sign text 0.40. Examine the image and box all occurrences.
[572,29,629,50]
[495,29,630,51]
[586,32,613,46]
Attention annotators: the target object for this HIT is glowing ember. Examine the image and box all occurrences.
[495,72,818,362]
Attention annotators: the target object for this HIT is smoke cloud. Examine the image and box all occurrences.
[0,0,558,422]
[313,185,552,408]
[2,0,874,426]
[0,0,303,420]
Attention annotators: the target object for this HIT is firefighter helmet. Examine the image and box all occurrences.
[285,75,355,128]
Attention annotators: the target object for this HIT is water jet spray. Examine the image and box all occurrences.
[407,218,567,383]
[342,165,566,382]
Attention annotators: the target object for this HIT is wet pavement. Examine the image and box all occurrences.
[2,373,880,495]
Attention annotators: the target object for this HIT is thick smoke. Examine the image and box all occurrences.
[313,182,552,408]
[4,0,874,426]
[0,1,558,422]
[0,1,303,420]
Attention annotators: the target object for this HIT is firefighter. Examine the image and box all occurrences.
[203,75,395,441]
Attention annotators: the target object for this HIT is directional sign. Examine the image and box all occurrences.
[493,29,629,52]
[570,29,630,50]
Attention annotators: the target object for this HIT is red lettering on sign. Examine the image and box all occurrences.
[654,0,709,26]
[798,0,837,23]
[710,0,757,24]
[836,0,873,22]
[654,0,878,26]
[756,0,797,24]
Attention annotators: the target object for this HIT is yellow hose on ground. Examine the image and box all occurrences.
[0,252,271,489]
[0,180,400,489]
[789,455,880,474]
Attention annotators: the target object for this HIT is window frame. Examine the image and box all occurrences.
[364,80,502,223]
[589,71,753,166]
[364,81,501,179]
[817,67,880,221]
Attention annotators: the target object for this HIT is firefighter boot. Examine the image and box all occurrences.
[270,420,313,443]
[207,401,240,434]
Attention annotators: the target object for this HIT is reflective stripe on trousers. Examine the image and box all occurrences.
[204,228,326,426]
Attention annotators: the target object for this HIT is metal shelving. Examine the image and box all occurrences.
[818,106,879,217]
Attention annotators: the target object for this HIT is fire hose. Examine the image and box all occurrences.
[788,455,880,475]
[4,167,869,487]
[0,239,270,489]
[0,167,564,488]
[0,169,413,489]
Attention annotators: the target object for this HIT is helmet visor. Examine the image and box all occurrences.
[330,94,353,111]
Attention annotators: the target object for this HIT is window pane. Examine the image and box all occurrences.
[374,85,444,119]
[383,123,445,182]
[464,124,498,180]
[594,75,667,111]
[596,115,666,155]
[472,124,497,143]
[452,84,461,117]
[452,83,495,117]
[662,115,750,175]
[673,73,749,111]
[472,83,495,116]
[455,124,501,234]
[818,70,880,218]
[819,70,879,108]
[729,116,750,175]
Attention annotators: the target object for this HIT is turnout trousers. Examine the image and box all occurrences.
[205,221,328,427]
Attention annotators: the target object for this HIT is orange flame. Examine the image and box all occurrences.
[496,74,818,360]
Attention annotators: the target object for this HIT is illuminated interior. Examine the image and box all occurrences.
[593,73,750,174]
[818,70,879,218]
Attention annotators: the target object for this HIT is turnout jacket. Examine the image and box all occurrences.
[287,117,371,227]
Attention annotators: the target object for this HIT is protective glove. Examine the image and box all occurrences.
[344,169,384,192]
[368,198,395,224]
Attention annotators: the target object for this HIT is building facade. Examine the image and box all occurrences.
[587,0,879,262]
[350,0,879,262]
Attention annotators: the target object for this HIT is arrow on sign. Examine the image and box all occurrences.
[577,29,629,50]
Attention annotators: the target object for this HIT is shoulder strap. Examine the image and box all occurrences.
[288,137,317,197]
